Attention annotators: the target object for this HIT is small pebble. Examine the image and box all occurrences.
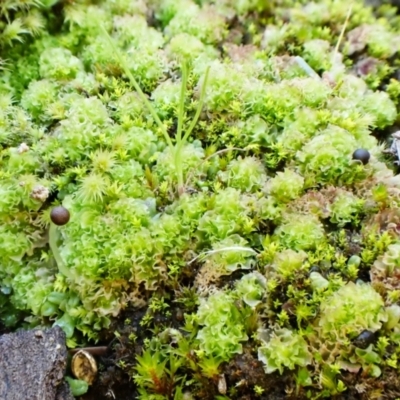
[34,330,43,338]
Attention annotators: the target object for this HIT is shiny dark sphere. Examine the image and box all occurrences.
[50,206,70,226]
[352,148,370,165]
[353,330,375,349]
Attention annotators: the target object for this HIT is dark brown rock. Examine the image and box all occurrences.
[0,326,74,400]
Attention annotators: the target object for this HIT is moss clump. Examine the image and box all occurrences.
[196,291,249,361]
[258,328,312,374]
[1,0,400,398]
[318,282,386,340]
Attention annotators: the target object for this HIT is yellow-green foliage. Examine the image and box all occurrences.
[1,0,400,398]
[318,282,386,340]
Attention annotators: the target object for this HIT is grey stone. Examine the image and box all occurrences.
[0,326,74,400]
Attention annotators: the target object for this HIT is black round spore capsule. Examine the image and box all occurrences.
[353,330,375,349]
[50,206,70,226]
[352,148,370,165]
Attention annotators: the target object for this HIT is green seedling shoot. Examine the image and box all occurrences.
[49,223,75,280]
[101,26,210,196]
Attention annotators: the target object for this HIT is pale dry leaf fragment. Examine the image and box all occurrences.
[218,374,227,394]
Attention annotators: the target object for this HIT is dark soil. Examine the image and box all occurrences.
[77,308,143,400]
[76,305,400,400]
[79,367,135,400]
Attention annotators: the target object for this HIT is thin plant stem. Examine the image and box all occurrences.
[101,26,211,197]
[100,25,173,148]
[182,67,210,144]
[175,67,210,195]
[294,56,319,78]
[176,62,188,144]
[333,5,353,61]
[174,62,189,194]
[69,346,108,356]
[49,223,74,280]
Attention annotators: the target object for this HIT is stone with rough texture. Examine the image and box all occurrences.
[0,326,74,400]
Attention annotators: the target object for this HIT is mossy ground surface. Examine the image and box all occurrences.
[2,0,400,399]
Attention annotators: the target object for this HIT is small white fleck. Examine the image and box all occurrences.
[34,330,43,338]
[17,143,29,154]
[31,185,50,202]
